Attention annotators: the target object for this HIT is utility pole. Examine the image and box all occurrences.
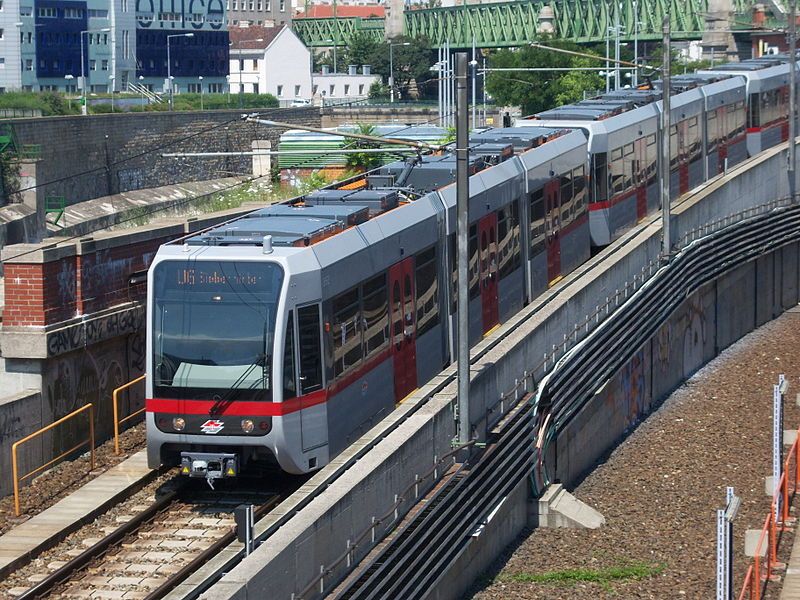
[605,1,611,93]
[456,52,470,445]
[789,0,797,201]
[614,2,621,91]
[660,13,672,259]
[633,0,639,86]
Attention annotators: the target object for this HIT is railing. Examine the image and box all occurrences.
[11,403,95,516]
[738,427,800,600]
[113,374,146,455]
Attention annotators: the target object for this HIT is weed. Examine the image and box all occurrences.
[505,561,664,590]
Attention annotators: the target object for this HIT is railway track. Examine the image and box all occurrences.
[11,479,283,600]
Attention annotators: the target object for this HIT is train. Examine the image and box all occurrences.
[146,53,799,484]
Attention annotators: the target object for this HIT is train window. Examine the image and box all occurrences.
[688,117,700,160]
[529,189,545,256]
[610,147,624,195]
[332,286,362,378]
[498,201,521,280]
[572,165,587,218]
[646,135,657,184]
[469,224,479,300]
[362,273,388,359]
[297,304,323,394]
[415,246,439,337]
[282,311,297,400]
[592,152,608,203]
[560,174,573,225]
[707,110,717,152]
[669,125,679,168]
[749,96,760,128]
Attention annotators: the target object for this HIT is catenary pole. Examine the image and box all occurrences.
[661,12,672,259]
[789,0,797,201]
[456,52,470,445]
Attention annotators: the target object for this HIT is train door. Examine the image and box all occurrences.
[544,178,561,284]
[389,257,417,403]
[717,106,728,173]
[478,213,499,332]
[296,303,326,451]
[678,121,690,195]
[634,137,647,220]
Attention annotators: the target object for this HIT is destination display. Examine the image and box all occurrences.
[155,261,282,295]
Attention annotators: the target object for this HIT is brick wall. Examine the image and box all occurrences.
[2,225,183,327]
[9,107,320,211]
[1,206,257,329]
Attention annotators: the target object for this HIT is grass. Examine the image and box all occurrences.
[503,561,664,591]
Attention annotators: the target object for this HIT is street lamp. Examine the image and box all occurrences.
[167,32,194,111]
[389,41,410,103]
[81,27,111,115]
[198,75,204,110]
[64,74,74,111]
[109,75,115,112]
[138,74,145,110]
[226,74,231,105]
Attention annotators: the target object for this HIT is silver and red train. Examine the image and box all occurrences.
[146,54,799,483]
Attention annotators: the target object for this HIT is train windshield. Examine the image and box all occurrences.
[152,260,284,401]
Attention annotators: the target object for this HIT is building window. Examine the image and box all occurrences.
[37,7,56,17]
[329,84,335,96]
[123,30,129,59]
[344,84,350,95]
[102,59,108,70]
[266,0,270,9]
[25,59,32,71]
[294,84,300,96]
[103,34,108,44]
[0,2,4,11]
[249,0,254,9]
[276,84,282,96]
[312,84,317,95]
[253,83,259,94]
[19,6,31,15]
[252,58,258,69]
[64,7,83,18]
[52,59,58,69]
[121,0,128,11]
[88,8,109,17]
[0,29,4,40]
[0,58,5,68]
[26,32,31,43]
[232,0,237,9]
[90,59,96,71]
[359,84,364,95]
[279,0,284,10]
[257,0,262,9]
[226,0,229,9]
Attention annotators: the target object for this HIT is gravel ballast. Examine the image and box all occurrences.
[471,309,800,599]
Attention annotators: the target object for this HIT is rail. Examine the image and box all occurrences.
[296,440,476,598]
[113,374,146,455]
[182,196,800,598]
[737,427,800,600]
[11,403,95,517]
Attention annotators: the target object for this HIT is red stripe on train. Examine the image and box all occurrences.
[146,389,328,417]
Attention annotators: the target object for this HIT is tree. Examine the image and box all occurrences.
[485,40,604,115]
[345,123,385,172]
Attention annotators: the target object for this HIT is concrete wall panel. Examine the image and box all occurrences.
[716,261,757,351]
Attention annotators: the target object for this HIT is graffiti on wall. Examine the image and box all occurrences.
[605,349,648,430]
[47,307,145,357]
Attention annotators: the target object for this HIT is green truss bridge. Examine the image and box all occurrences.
[293,0,755,48]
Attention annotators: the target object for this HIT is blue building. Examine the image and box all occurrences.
[0,0,227,95]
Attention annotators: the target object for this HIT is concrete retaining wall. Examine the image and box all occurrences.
[200,142,800,599]
[7,108,319,226]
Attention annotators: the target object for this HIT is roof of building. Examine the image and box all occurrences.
[229,24,287,50]
[295,5,385,18]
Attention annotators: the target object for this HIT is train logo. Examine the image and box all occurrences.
[200,420,225,435]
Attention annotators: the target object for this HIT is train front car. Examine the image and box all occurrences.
[145,239,325,483]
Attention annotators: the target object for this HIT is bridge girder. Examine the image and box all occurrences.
[293,0,752,48]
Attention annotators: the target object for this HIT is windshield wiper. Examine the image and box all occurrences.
[208,353,269,415]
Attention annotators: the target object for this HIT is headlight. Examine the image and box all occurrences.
[241,419,255,433]
[172,417,185,431]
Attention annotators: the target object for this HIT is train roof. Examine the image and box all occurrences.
[175,124,580,253]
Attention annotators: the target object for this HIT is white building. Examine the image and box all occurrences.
[229,24,312,102]
[313,65,380,104]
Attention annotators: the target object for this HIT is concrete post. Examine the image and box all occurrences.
[251,140,272,178]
